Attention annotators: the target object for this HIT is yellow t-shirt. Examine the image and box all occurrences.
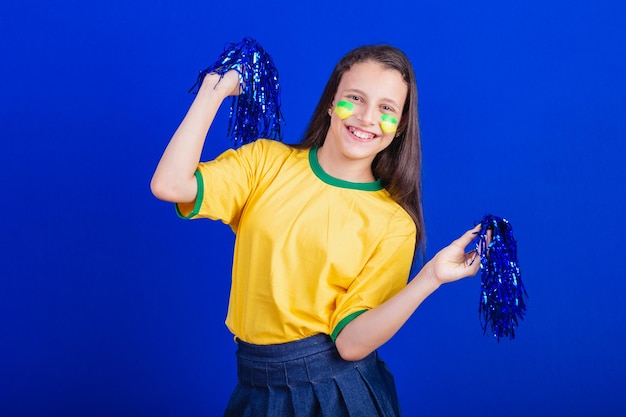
[177,139,416,345]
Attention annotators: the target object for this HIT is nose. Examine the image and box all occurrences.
[355,104,377,126]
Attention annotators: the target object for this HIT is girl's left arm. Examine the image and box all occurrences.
[334,225,483,361]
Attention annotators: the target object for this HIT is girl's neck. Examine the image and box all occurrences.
[316,145,376,183]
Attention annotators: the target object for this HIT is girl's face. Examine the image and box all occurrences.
[323,60,407,175]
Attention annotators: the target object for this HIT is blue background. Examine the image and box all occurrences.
[2,0,625,415]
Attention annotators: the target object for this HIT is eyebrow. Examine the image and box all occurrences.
[344,89,401,110]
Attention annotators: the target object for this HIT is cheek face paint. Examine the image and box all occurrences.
[334,100,354,120]
[380,113,398,133]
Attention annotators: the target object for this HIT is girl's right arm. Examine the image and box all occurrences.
[150,71,241,203]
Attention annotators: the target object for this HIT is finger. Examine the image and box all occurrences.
[451,224,482,249]
[465,250,478,267]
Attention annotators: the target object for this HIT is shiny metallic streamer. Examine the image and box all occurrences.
[188,37,284,147]
[476,215,527,340]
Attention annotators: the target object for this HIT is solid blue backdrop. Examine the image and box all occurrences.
[2,0,625,415]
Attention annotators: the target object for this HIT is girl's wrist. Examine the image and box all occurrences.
[415,261,441,292]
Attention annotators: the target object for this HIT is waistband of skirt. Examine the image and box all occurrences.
[235,333,335,362]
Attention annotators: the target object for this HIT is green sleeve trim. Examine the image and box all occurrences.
[175,170,204,219]
[330,309,368,342]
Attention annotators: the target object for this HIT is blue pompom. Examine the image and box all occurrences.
[476,214,527,341]
[189,37,285,147]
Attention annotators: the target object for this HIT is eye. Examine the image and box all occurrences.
[381,104,395,112]
[348,95,362,102]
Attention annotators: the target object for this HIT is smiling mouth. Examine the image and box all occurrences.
[348,126,376,140]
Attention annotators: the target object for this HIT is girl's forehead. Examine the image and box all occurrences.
[338,62,407,103]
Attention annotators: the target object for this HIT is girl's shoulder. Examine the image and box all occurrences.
[237,139,303,158]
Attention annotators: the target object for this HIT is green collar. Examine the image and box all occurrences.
[309,147,383,191]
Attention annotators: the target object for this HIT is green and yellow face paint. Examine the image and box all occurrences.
[334,100,354,120]
[380,114,398,134]
[335,100,398,134]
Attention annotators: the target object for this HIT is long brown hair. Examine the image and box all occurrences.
[296,45,425,250]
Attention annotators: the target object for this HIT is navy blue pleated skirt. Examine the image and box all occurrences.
[224,334,401,417]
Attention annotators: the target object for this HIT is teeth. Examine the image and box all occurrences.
[350,127,375,139]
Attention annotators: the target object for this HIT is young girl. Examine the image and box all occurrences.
[151,45,482,416]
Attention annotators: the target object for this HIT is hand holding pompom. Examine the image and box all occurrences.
[429,225,484,285]
[189,37,284,147]
[425,216,526,341]
[200,70,244,98]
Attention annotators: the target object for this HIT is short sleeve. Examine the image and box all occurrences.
[175,141,270,229]
[329,215,416,341]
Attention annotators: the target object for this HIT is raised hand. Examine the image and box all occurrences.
[201,69,243,98]
[429,224,484,285]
